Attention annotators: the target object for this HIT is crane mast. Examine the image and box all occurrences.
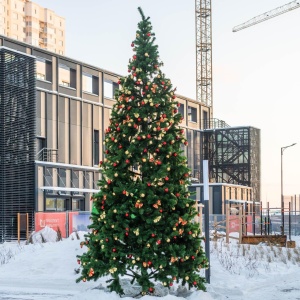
[233,0,300,32]
[195,0,213,111]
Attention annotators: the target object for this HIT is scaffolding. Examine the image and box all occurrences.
[201,126,261,202]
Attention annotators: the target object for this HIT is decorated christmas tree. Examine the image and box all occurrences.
[77,7,208,296]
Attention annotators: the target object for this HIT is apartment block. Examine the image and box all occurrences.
[0,0,65,54]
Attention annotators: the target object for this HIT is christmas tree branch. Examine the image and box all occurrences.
[137,7,145,21]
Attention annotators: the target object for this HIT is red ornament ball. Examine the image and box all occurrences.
[112,248,116,252]
[147,32,151,37]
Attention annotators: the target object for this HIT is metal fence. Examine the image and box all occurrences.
[33,211,300,240]
[205,213,300,237]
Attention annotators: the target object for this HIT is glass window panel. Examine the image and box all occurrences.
[56,198,65,211]
[59,64,70,87]
[46,198,55,210]
[104,80,113,98]
[82,73,92,93]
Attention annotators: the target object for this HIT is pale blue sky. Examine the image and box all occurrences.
[34,0,300,207]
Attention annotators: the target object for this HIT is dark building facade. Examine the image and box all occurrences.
[0,47,36,242]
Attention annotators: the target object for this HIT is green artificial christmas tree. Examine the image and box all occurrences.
[77,7,208,296]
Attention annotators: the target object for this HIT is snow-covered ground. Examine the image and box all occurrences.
[0,227,300,300]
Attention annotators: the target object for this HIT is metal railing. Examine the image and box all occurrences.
[36,148,58,162]
[203,118,230,130]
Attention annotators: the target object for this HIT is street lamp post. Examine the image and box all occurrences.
[281,143,296,235]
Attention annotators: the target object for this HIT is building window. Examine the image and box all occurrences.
[188,106,197,122]
[202,111,208,129]
[83,171,91,189]
[71,170,79,188]
[59,64,76,88]
[44,167,53,187]
[45,198,66,211]
[82,72,99,95]
[104,79,118,99]
[58,169,66,187]
[36,57,52,81]
[94,130,99,166]
[178,103,184,118]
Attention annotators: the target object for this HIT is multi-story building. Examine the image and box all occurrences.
[0,35,260,242]
[0,0,65,54]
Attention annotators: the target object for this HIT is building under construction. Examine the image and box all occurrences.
[201,125,260,202]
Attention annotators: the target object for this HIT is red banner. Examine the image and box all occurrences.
[228,215,253,233]
[35,212,67,238]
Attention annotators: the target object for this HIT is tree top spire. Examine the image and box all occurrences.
[137,7,150,22]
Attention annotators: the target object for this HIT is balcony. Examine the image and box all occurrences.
[36,148,58,163]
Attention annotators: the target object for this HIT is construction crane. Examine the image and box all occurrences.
[233,0,300,32]
[195,0,213,112]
